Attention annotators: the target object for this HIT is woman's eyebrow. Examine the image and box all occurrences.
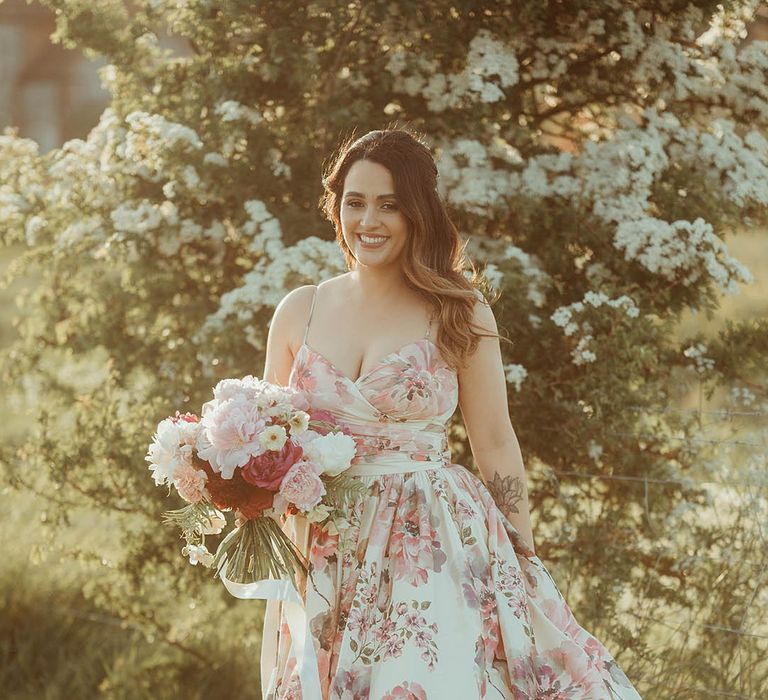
[343,192,396,199]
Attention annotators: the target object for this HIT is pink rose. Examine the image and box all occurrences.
[241,439,303,490]
[172,461,209,504]
[279,460,326,512]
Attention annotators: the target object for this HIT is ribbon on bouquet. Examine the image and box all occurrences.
[219,513,320,700]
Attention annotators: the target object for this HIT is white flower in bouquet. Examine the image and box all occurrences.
[291,428,321,447]
[210,374,265,403]
[301,432,357,477]
[288,410,310,435]
[181,543,214,567]
[146,415,202,486]
[260,424,288,451]
[200,510,227,535]
[196,394,268,479]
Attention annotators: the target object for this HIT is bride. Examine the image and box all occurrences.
[258,127,642,699]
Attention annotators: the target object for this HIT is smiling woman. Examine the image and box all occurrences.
[258,127,644,700]
[341,161,409,262]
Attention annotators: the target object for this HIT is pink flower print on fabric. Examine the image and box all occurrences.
[381,680,428,700]
[461,562,503,662]
[308,525,339,572]
[547,639,608,696]
[330,667,371,699]
[292,359,317,394]
[345,563,439,671]
[389,486,447,587]
[491,551,531,623]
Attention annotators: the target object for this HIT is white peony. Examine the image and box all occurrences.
[301,432,357,477]
[145,417,201,486]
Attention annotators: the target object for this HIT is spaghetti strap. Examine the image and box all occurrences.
[425,305,436,340]
[303,286,318,344]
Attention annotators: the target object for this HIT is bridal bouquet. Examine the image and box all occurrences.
[145,375,365,585]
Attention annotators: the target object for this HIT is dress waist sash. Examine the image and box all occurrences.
[345,452,450,477]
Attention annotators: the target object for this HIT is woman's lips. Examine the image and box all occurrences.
[357,233,389,248]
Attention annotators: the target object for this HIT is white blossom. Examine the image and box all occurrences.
[503,363,528,392]
[683,342,715,374]
[730,386,757,408]
[587,441,604,463]
[386,29,518,112]
[214,100,263,126]
[614,216,753,294]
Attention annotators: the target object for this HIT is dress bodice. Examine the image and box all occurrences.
[288,336,459,475]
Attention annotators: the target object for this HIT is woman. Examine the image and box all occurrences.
[260,128,643,699]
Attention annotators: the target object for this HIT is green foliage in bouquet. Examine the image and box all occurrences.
[211,518,307,585]
[1,1,767,696]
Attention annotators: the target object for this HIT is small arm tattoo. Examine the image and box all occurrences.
[487,472,524,517]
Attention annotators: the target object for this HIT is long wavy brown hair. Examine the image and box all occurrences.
[319,123,509,372]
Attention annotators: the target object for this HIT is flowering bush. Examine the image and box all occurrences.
[2,1,767,695]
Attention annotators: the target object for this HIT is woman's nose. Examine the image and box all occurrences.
[361,206,379,226]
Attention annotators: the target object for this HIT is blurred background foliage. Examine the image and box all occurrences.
[1,0,767,697]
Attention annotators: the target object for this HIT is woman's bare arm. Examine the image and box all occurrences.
[456,293,536,555]
[261,285,316,386]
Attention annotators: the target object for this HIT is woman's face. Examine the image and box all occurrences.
[340,159,410,269]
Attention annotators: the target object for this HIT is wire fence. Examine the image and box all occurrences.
[540,400,768,698]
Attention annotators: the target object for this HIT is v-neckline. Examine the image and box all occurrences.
[298,337,437,387]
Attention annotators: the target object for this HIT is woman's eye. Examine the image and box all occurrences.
[346,201,397,210]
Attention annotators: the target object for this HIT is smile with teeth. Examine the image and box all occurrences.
[358,233,389,245]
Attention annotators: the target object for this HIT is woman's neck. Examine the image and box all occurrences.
[347,265,411,300]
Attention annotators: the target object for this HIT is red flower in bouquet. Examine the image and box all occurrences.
[241,439,304,490]
[198,458,275,519]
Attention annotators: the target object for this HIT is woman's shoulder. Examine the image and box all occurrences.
[469,286,497,334]
[277,273,351,315]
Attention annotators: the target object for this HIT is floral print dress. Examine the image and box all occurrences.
[261,288,643,700]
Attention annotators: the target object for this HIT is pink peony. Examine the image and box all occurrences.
[279,460,326,512]
[241,439,303,490]
[172,461,209,503]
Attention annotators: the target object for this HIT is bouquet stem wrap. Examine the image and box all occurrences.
[220,513,319,699]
